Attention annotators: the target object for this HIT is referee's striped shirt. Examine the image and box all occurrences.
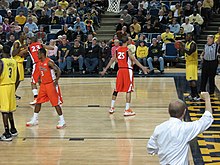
[204,43,219,61]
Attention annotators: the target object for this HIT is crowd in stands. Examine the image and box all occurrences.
[0,0,219,75]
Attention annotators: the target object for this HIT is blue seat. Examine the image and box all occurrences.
[0,9,6,17]
[51,24,63,30]
[151,33,160,39]
[149,9,159,16]
[46,33,57,42]
[164,43,178,61]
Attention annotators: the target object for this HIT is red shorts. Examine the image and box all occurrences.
[31,62,40,84]
[115,69,134,92]
[37,82,63,106]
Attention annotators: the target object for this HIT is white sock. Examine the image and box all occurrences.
[33,113,38,120]
[125,103,130,110]
[32,89,38,96]
[111,100,115,108]
[59,115,65,122]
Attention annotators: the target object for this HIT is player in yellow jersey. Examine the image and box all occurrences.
[181,33,200,101]
[0,45,19,141]
[11,32,28,100]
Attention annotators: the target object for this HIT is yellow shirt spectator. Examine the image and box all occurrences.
[136,45,148,58]
[131,22,141,33]
[55,9,64,17]
[15,15,27,26]
[214,28,220,42]
[202,0,213,8]
[34,0,46,10]
[59,0,69,10]
[161,29,175,44]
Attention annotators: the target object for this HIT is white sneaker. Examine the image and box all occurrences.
[26,118,38,127]
[29,98,37,105]
[109,107,115,114]
[56,120,66,129]
[124,109,136,117]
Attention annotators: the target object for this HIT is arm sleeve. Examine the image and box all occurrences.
[147,129,159,154]
[185,111,213,142]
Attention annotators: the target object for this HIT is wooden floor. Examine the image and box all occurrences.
[0,78,194,165]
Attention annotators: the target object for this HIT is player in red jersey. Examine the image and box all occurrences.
[26,48,66,129]
[100,37,149,116]
[28,37,54,105]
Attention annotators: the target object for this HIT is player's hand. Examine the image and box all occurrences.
[100,69,107,76]
[54,79,58,87]
[58,58,62,62]
[201,92,210,101]
[142,67,149,74]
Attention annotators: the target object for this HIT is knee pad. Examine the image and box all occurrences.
[113,91,118,96]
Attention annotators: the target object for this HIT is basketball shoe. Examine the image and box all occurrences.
[10,128,18,137]
[124,109,136,116]
[56,120,66,129]
[109,107,115,114]
[0,132,12,141]
[26,118,39,127]
[29,98,37,105]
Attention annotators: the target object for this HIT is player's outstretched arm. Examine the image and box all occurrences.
[42,44,54,50]
[48,60,61,85]
[100,55,116,76]
[128,50,149,74]
[201,92,212,114]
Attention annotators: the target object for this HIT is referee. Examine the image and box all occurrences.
[200,35,220,95]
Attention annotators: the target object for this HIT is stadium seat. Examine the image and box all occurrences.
[50,24,63,33]
[151,33,160,39]
[164,43,178,62]
[0,9,7,17]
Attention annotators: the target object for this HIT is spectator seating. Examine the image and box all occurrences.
[164,43,178,62]
[0,9,6,17]
[46,33,57,43]
[50,24,63,34]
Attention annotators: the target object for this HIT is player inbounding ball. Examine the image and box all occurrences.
[100,37,149,116]
[26,48,66,129]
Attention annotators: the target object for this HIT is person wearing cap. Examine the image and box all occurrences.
[16,2,28,17]
[84,37,100,73]
[161,26,175,44]
[5,10,15,24]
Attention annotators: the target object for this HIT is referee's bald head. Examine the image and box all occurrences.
[168,100,186,119]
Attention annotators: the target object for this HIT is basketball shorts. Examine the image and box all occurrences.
[0,84,16,112]
[116,69,134,92]
[17,62,24,81]
[31,63,40,84]
[186,61,198,81]
[37,82,63,107]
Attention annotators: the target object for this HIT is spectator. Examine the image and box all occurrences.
[153,18,162,33]
[127,37,136,56]
[158,10,167,25]
[5,34,16,48]
[58,37,71,73]
[214,27,220,42]
[73,17,87,34]
[2,18,11,33]
[13,21,21,33]
[149,0,161,9]
[23,26,34,38]
[77,2,87,18]
[49,12,60,24]
[16,2,28,17]
[5,10,15,24]
[0,0,9,10]
[175,27,186,41]
[44,4,52,17]
[6,26,19,41]
[147,38,164,74]
[67,39,85,74]
[169,18,180,34]
[15,11,27,26]
[136,33,148,47]
[57,24,73,42]
[24,0,33,10]
[173,3,182,18]
[55,5,64,18]
[84,37,100,73]
[47,39,58,62]
[120,10,132,25]
[59,0,69,10]
[136,41,148,74]
[35,26,47,43]
[24,18,38,33]
[116,26,128,41]
[167,11,174,25]
[127,2,137,16]
[27,10,38,24]
[10,0,21,9]
[135,10,145,26]
[129,26,138,41]
[145,11,153,24]
[202,0,213,26]
[0,26,6,43]
[109,35,118,49]
[131,17,141,33]
[196,1,203,15]
[84,13,94,26]
[138,2,148,15]
[116,19,128,32]
[72,26,85,41]
[189,10,204,40]
[84,34,93,51]
[60,11,73,25]
[38,10,50,25]
[99,40,111,72]
[181,17,194,33]
[161,26,175,43]
[143,20,154,33]
[139,0,148,9]
[157,35,166,51]
[184,4,193,17]
[46,0,57,8]
[34,0,46,11]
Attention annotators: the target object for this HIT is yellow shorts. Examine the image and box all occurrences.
[0,84,16,112]
[186,61,198,81]
[17,62,24,81]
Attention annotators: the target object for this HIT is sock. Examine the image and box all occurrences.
[33,113,39,120]
[111,100,115,108]
[59,115,65,122]
[5,128,10,134]
[32,89,38,98]
[125,103,130,110]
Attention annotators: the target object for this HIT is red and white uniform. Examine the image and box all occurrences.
[37,58,63,106]
[28,42,42,84]
[115,46,134,92]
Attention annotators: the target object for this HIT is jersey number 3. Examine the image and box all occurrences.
[8,68,12,78]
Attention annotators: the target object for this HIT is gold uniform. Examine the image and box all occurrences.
[12,40,25,81]
[0,58,17,112]
[185,41,198,81]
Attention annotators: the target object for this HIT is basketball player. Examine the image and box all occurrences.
[181,33,200,101]
[11,32,28,100]
[26,48,65,129]
[28,36,54,105]
[100,37,149,116]
[0,45,18,141]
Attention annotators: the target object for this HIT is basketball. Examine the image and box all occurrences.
[174,41,182,49]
